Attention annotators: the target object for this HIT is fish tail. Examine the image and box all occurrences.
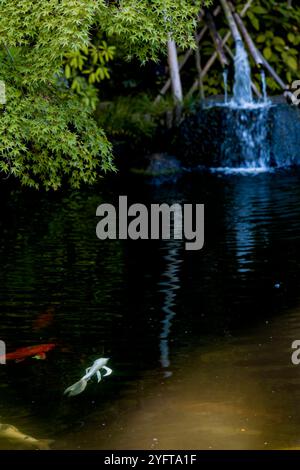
[64,378,88,397]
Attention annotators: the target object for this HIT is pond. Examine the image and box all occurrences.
[0,168,300,450]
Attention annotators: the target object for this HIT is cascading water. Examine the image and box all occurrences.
[232,40,253,107]
[220,39,271,171]
[221,106,271,169]
[181,35,300,169]
[223,68,228,105]
[260,70,268,104]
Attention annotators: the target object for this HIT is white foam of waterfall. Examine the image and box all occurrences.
[232,40,253,107]
[260,69,269,104]
[223,68,228,105]
[205,39,272,170]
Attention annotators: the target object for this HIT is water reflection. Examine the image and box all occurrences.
[230,175,273,274]
[158,240,182,376]
[0,169,299,449]
[54,303,300,450]
[225,172,300,283]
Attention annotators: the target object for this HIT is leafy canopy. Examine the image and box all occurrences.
[0,0,211,189]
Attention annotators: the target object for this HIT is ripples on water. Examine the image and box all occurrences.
[0,169,300,449]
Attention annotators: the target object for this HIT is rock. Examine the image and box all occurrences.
[130,153,182,184]
[176,96,300,169]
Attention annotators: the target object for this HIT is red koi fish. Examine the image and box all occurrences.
[0,343,56,363]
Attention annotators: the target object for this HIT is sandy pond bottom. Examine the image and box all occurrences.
[0,169,300,450]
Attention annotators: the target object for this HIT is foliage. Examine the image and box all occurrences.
[64,40,116,110]
[0,84,113,190]
[0,0,114,189]
[0,0,211,189]
[251,0,300,90]
[200,0,300,96]
[97,94,173,142]
[99,0,212,62]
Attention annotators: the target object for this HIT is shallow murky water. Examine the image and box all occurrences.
[0,169,300,450]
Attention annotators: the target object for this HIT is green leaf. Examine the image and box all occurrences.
[286,56,298,71]
[273,37,285,46]
[253,6,268,14]
[256,34,266,43]
[65,64,71,79]
[288,32,296,43]
[263,47,272,60]
[248,12,259,31]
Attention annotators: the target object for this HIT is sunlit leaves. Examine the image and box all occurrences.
[97,0,212,62]
[0,0,113,189]
[0,85,114,190]
[64,41,116,105]
[0,0,212,189]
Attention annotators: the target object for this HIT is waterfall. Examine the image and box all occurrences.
[221,107,271,169]
[221,40,271,170]
[232,40,253,107]
[260,69,268,104]
[223,68,228,104]
[205,37,273,170]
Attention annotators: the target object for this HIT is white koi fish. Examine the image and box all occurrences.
[64,357,112,397]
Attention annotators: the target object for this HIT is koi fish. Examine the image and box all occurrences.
[0,343,56,363]
[0,424,53,450]
[64,358,112,397]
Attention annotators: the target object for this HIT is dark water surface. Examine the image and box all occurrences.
[1,169,300,450]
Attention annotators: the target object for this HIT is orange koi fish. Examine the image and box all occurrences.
[0,343,56,363]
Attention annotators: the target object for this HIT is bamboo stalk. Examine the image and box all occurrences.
[236,24,291,99]
[231,10,286,90]
[187,31,231,98]
[231,6,291,100]
[219,0,242,43]
[154,6,221,103]
[194,33,205,100]
[197,5,221,23]
[187,0,254,98]
[167,38,183,104]
[206,11,229,68]
[232,10,263,67]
